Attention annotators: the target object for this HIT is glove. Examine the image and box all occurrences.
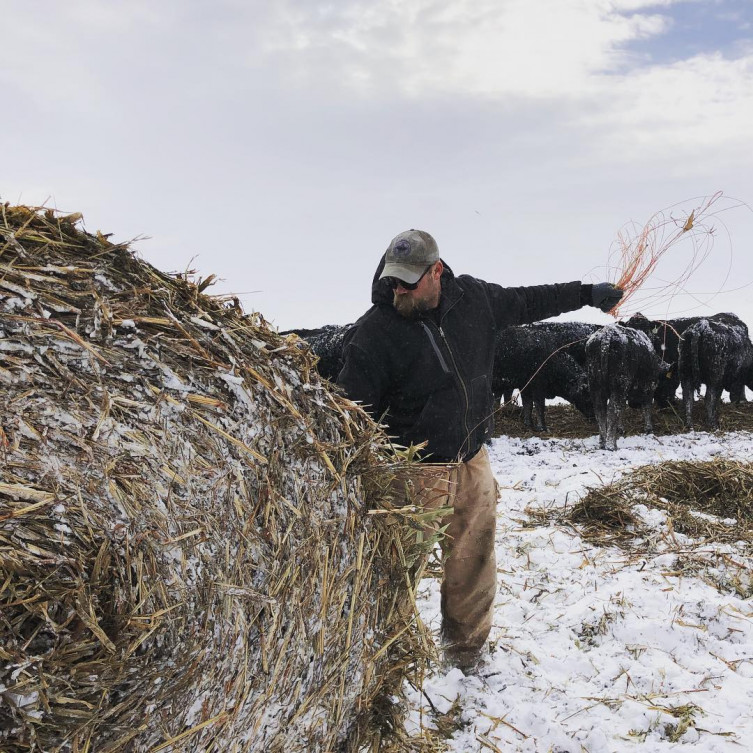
[586,282,623,312]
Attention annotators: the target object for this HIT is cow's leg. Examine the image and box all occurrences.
[522,394,534,429]
[681,380,694,429]
[605,395,620,451]
[705,385,723,429]
[534,395,547,433]
[591,391,608,449]
[642,404,654,434]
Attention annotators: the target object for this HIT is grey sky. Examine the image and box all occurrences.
[3,0,752,330]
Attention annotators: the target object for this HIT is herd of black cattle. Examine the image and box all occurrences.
[282,312,753,451]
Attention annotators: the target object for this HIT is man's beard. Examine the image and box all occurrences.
[393,292,433,319]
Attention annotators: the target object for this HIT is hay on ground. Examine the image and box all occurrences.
[565,459,753,548]
[566,488,645,544]
[0,205,439,752]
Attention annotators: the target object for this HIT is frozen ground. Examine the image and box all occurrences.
[405,429,753,752]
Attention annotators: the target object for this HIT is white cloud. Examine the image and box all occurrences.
[254,0,676,98]
[582,51,753,160]
[400,0,669,99]
[249,0,753,157]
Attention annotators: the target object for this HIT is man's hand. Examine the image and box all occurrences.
[591,282,623,312]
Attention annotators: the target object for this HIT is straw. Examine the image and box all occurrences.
[0,204,440,752]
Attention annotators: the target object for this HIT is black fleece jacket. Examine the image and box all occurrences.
[337,260,585,462]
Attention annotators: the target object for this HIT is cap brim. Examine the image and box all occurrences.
[378,263,427,284]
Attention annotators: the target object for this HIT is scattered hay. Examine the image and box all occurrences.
[0,205,440,752]
[623,459,753,543]
[566,486,645,545]
[566,458,753,549]
[662,704,702,744]
[664,551,752,600]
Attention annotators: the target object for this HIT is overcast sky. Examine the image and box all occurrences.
[3,0,752,330]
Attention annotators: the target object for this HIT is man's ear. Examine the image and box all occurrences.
[433,260,444,279]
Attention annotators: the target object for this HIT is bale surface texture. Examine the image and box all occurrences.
[0,206,431,752]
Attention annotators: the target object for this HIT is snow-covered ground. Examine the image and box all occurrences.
[406,430,753,753]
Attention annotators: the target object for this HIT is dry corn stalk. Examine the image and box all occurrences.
[0,204,438,752]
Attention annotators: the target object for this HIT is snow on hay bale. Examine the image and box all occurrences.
[0,205,434,752]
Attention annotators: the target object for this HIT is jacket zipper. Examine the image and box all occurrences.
[438,325,472,457]
[419,321,451,374]
[419,319,472,458]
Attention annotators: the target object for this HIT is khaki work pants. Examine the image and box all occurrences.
[406,447,499,662]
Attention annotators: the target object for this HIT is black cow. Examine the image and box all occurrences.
[678,318,753,430]
[622,312,747,407]
[281,324,354,382]
[493,322,599,432]
[586,324,671,450]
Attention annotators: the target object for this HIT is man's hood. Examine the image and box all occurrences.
[371,253,455,305]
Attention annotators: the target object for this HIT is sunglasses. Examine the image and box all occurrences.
[385,265,432,291]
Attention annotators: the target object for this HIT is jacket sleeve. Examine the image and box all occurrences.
[336,336,389,417]
[483,279,585,328]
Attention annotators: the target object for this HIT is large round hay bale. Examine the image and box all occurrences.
[0,206,432,751]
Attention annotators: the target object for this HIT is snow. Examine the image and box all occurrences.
[406,429,753,752]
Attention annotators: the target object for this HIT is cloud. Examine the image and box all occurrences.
[243,0,753,161]
[580,51,753,161]
[250,0,676,98]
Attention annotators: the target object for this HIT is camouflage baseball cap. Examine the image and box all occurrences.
[378,229,440,284]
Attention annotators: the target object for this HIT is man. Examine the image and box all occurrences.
[337,229,622,672]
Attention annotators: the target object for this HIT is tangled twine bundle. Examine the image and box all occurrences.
[0,205,434,752]
[607,191,745,317]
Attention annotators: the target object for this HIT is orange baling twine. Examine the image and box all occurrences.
[606,191,739,318]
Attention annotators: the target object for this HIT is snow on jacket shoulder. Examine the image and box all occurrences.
[337,259,583,462]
